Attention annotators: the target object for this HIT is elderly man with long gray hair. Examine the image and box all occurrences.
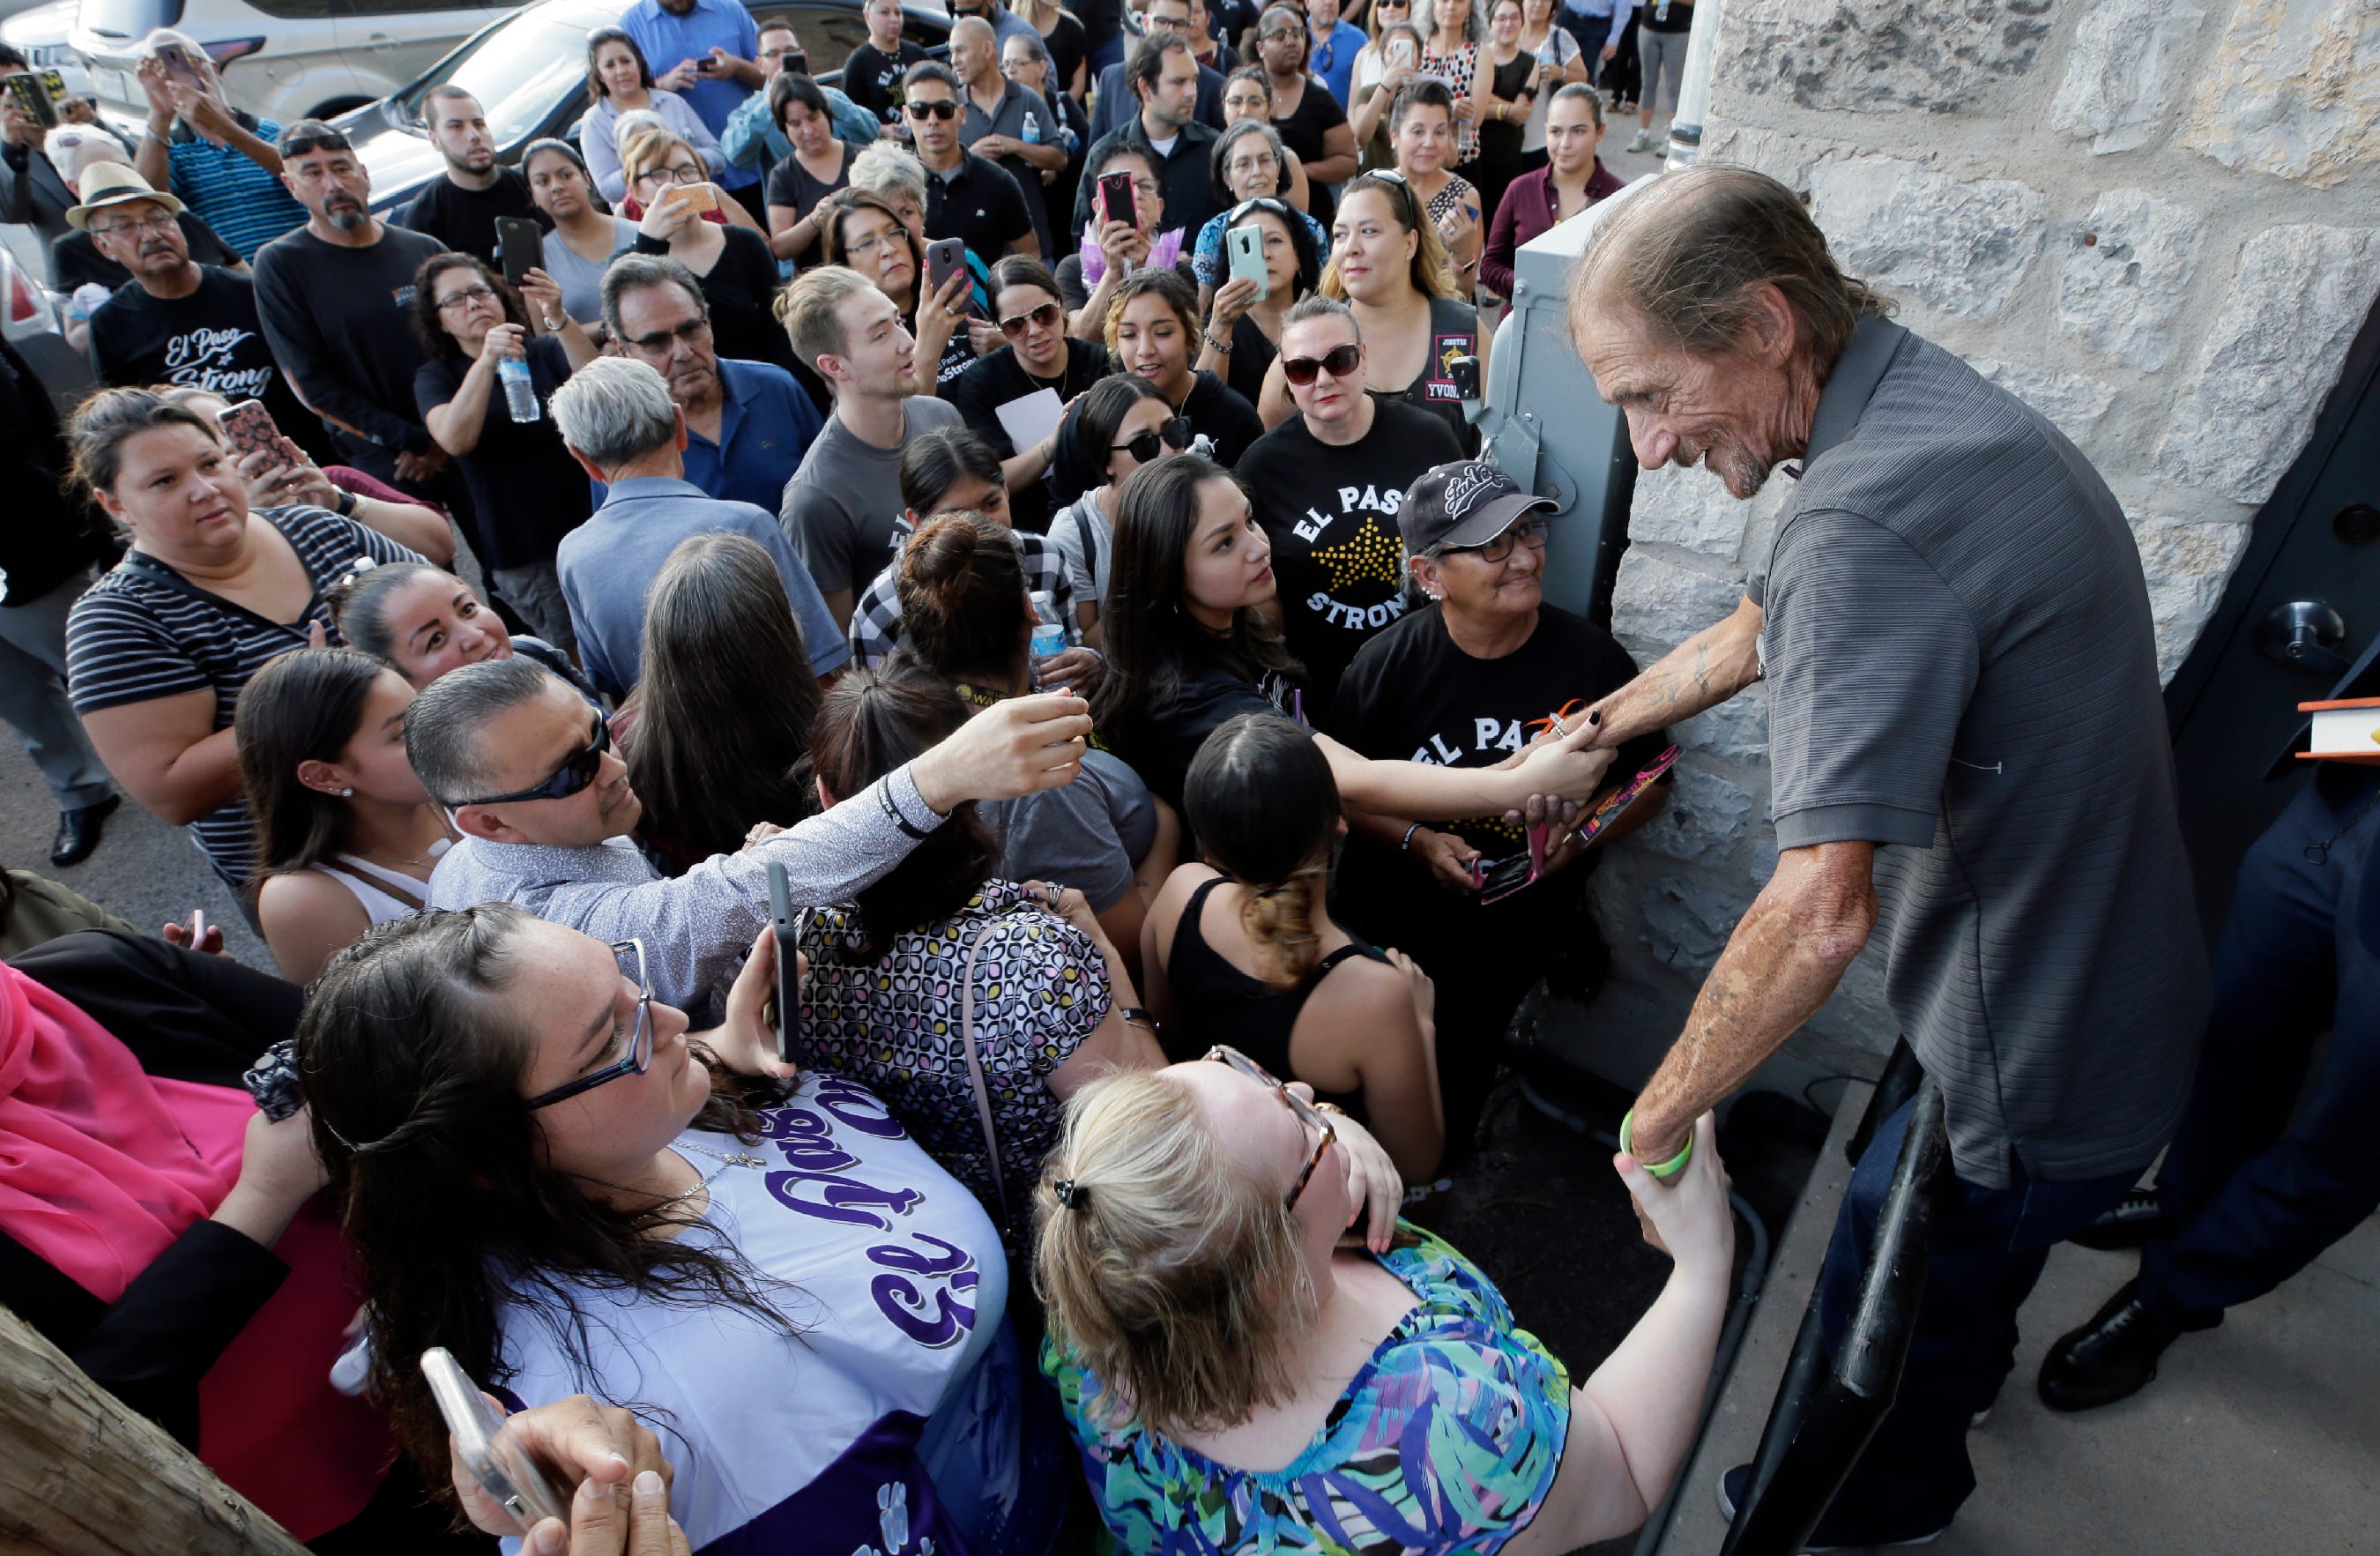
[1556,165,2208,1545]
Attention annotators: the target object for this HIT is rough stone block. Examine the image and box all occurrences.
[1609,548,1746,666]
[2185,0,2380,189]
[1629,463,1757,558]
[1807,157,2048,320]
[2156,224,2380,504]
[2055,190,2207,372]
[1639,875,1751,972]
[1637,763,1755,864]
[1675,684,1771,765]
[2130,514,2253,681]
[1967,358,2120,445]
[2049,0,2211,154]
[1712,0,2054,116]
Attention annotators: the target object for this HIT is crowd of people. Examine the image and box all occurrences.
[24,4,2333,1556]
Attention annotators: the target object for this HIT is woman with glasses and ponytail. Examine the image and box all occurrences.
[299,903,1072,1556]
[1257,168,1485,452]
[1033,1039,1734,1556]
[949,255,1114,533]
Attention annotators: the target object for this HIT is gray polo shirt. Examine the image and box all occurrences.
[779,396,966,603]
[1748,316,2208,1189]
[961,78,1058,256]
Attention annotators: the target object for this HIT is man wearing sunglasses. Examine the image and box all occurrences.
[1235,296,1461,723]
[902,62,1040,263]
[413,654,1096,1016]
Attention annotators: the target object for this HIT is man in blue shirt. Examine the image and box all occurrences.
[599,253,822,515]
[1304,0,1368,104]
[621,0,766,212]
[550,355,847,700]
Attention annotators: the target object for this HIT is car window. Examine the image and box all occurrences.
[392,12,594,145]
[236,0,336,18]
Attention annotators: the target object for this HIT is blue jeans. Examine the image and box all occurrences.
[1814,1098,2140,1529]
[2138,767,2380,1325]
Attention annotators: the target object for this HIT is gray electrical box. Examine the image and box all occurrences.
[1475,176,1658,625]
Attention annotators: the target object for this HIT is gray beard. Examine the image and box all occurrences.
[325,205,368,232]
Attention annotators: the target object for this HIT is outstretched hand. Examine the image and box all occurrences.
[698,924,799,1081]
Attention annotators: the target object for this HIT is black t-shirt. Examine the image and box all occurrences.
[948,338,1114,533]
[763,144,852,220]
[1181,369,1264,465]
[1236,396,1464,721]
[1112,659,1290,813]
[1039,11,1089,98]
[51,212,238,295]
[1270,81,1348,228]
[413,334,592,570]
[398,168,549,265]
[1327,602,1664,948]
[924,153,1034,264]
[1079,0,1125,52]
[844,40,929,123]
[86,265,328,463]
[1640,0,1693,33]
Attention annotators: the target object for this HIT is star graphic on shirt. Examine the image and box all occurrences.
[1312,515,1406,592]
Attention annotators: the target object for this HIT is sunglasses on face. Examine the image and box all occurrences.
[1282,342,1363,385]
[905,98,959,120]
[451,714,611,807]
[1118,415,1194,463]
[1000,300,1062,338]
[1203,1045,1335,1210]
[524,940,655,1110]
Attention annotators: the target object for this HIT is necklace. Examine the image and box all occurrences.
[354,830,455,869]
[638,1139,768,1222]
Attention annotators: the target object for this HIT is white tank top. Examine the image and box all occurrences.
[311,839,450,926]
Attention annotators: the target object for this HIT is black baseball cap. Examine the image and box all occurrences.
[1399,460,1556,555]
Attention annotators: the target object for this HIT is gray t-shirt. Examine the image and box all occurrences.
[979,748,1153,912]
[1749,316,2207,1190]
[1045,490,1114,615]
[779,395,966,602]
[540,218,636,327]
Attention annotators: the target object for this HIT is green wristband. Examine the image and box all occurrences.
[1618,1109,1692,1180]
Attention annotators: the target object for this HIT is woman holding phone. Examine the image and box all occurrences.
[760,73,852,265]
[1348,10,1424,169]
[621,127,794,374]
[578,26,720,205]
[524,139,636,329]
[1195,195,1323,408]
[1386,80,1482,289]
[817,190,975,393]
[1067,144,1179,340]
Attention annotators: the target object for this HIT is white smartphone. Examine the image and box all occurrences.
[1225,224,1268,301]
[421,1348,569,1530]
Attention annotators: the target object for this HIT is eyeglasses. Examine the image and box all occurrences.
[525,940,655,1110]
[842,228,902,261]
[1442,515,1548,562]
[435,281,498,311]
[999,300,1062,338]
[92,210,178,239]
[450,713,612,807]
[1118,415,1194,463]
[1281,342,1363,385]
[905,98,959,120]
[623,316,711,353]
[1260,26,1305,41]
[637,163,706,186]
[1226,150,1281,176]
[1204,1045,1335,1210]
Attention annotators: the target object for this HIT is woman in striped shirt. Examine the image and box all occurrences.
[63,388,424,892]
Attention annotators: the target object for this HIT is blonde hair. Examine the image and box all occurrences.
[619,125,700,190]
[775,264,881,374]
[1321,173,1462,302]
[1033,1071,1312,1439]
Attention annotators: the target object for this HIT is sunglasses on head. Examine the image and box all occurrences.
[999,300,1062,338]
[1226,195,1290,223]
[450,714,611,808]
[905,99,959,120]
[1281,342,1363,385]
[1119,415,1194,462]
[279,124,352,157]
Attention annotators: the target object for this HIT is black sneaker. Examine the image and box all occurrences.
[1717,1463,1949,1550]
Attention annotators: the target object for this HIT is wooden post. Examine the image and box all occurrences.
[0,1303,309,1556]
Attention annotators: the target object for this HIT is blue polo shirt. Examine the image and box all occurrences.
[1311,19,1368,106]
[621,0,763,188]
[683,357,825,514]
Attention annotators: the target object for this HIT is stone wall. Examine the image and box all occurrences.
[1582,0,2380,1075]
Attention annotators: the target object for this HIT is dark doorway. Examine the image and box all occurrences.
[2166,295,2380,940]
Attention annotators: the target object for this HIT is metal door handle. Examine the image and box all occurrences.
[2256,599,2352,675]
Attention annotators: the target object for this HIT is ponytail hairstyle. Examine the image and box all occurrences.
[1182,713,1341,986]
[326,559,448,664]
[894,511,1032,683]
[1031,1069,1311,1438]
[806,664,999,957]
[234,646,397,885]
[297,905,793,1485]
[65,384,217,503]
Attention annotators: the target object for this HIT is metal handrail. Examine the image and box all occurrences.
[1717,1042,1952,1556]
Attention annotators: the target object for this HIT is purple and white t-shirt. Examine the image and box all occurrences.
[495,1073,1010,1555]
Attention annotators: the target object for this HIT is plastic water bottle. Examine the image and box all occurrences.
[498,352,539,424]
[1022,108,1041,145]
[1029,590,1067,660]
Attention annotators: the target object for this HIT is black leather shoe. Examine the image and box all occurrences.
[2037,1281,2185,1412]
[48,794,120,867]
[2070,1187,2178,1251]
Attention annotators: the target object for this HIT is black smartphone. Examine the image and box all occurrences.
[495,215,542,287]
[1476,852,1537,905]
[766,862,802,1065]
[1097,170,1138,230]
[4,71,57,131]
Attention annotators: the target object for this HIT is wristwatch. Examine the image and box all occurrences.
[334,488,359,517]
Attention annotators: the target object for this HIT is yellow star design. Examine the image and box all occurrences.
[1312,515,1407,592]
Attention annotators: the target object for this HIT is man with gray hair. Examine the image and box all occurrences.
[1562,164,2208,1545]
[551,355,845,698]
[410,654,1097,1016]
[950,14,1062,255]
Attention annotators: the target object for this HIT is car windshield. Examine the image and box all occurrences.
[392,13,596,146]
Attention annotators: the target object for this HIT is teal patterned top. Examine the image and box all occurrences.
[1042,1225,1572,1554]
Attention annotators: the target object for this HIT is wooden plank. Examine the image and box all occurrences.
[0,1302,308,1556]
